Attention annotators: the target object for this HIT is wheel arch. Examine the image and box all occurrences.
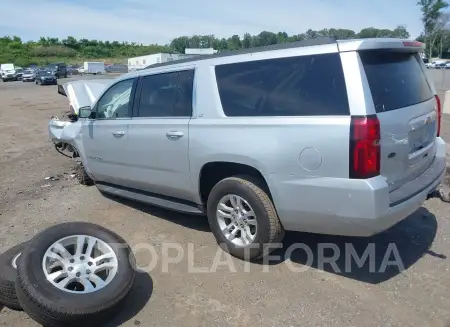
[197,160,272,205]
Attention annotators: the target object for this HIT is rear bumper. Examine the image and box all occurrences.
[271,137,446,236]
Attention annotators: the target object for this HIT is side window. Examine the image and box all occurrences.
[95,78,134,119]
[214,53,350,116]
[174,70,194,116]
[136,70,194,117]
[137,72,176,117]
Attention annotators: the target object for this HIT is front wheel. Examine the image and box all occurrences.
[77,164,94,186]
[207,176,284,261]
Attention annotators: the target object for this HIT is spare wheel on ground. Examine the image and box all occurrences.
[0,242,28,310]
[15,222,136,327]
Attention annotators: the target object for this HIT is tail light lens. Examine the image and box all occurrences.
[435,95,441,137]
[350,115,381,179]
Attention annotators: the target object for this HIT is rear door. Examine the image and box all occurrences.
[359,50,437,191]
[125,68,194,201]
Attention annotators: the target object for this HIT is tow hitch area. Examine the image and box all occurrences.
[427,184,450,202]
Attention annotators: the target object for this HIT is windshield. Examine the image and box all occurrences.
[24,70,34,74]
[39,70,53,76]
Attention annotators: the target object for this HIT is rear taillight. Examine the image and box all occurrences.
[349,115,381,179]
[435,95,441,137]
[402,40,423,47]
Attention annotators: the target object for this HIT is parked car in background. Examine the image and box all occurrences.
[49,38,446,260]
[426,60,447,68]
[106,63,129,74]
[35,69,57,85]
[1,63,19,81]
[22,69,36,82]
[67,65,79,75]
[15,67,23,80]
[46,63,67,79]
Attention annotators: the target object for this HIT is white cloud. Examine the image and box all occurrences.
[0,0,423,44]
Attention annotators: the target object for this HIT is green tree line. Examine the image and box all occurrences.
[417,0,450,58]
[0,26,411,67]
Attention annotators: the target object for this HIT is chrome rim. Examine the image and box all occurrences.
[42,235,118,294]
[11,253,21,269]
[216,194,258,246]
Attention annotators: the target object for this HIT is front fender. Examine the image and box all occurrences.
[48,118,89,168]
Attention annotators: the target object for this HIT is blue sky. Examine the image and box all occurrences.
[0,0,425,44]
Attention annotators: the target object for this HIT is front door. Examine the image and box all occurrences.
[81,77,137,185]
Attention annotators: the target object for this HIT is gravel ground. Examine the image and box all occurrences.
[0,75,450,327]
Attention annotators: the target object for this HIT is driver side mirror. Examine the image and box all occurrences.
[78,106,94,119]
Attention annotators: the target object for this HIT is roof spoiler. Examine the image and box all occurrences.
[57,84,67,97]
[337,38,425,52]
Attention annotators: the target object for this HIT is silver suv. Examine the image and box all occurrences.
[49,38,446,260]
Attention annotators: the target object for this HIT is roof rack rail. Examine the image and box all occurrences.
[143,36,338,70]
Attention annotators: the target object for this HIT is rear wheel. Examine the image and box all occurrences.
[207,176,284,261]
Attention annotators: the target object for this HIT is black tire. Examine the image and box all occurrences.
[77,164,94,186]
[206,176,284,261]
[0,242,28,310]
[16,222,136,327]
[64,73,67,78]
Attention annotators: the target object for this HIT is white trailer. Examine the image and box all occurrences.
[127,53,196,71]
[79,62,105,75]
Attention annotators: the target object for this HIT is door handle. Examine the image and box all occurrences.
[112,131,125,137]
[166,131,184,139]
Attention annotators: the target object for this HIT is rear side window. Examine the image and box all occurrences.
[136,70,193,117]
[215,53,350,116]
[360,51,433,113]
[137,72,177,117]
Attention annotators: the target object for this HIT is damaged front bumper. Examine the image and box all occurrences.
[49,78,111,156]
[48,117,83,158]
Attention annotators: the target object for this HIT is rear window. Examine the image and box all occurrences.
[360,51,433,113]
[215,53,350,116]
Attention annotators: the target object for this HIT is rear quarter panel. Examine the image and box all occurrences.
[188,65,351,204]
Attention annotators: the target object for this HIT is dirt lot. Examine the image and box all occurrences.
[1,76,450,327]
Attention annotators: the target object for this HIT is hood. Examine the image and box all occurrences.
[58,79,112,114]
